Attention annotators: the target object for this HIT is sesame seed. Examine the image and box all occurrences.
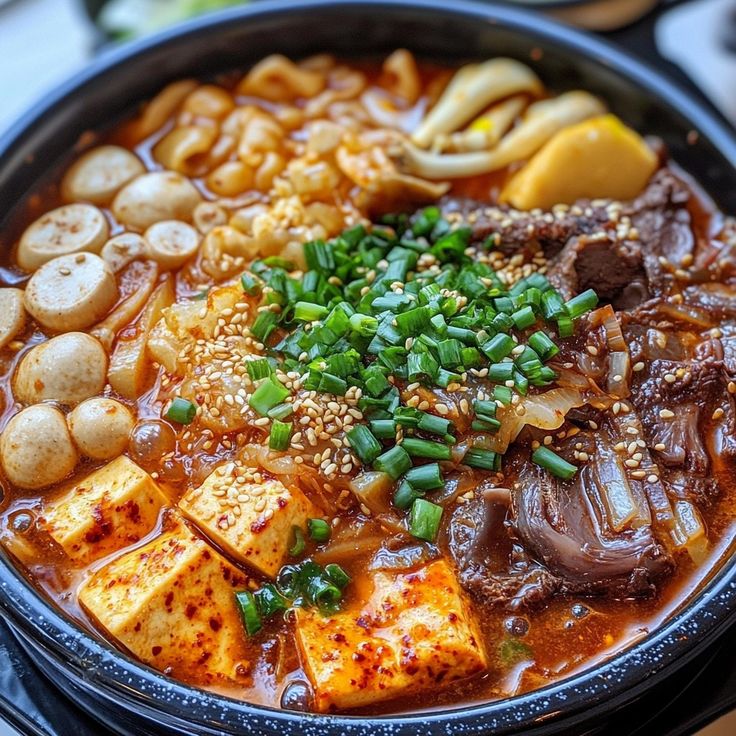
[633,362,645,372]
[659,409,675,419]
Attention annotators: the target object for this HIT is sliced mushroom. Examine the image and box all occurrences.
[411,58,543,148]
[144,220,200,270]
[68,397,134,460]
[0,405,78,489]
[0,289,26,348]
[435,95,527,153]
[17,203,109,272]
[112,172,202,231]
[401,91,607,179]
[100,233,148,273]
[61,145,145,205]
[14,332,108,406]
[24,253,118,332]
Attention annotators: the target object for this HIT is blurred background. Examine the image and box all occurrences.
[0,0,734,734]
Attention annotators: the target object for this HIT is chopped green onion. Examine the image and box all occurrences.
[417,412,453,441]
[294,301,329,322]
[165,397,197,425]
[511,305,537,330]
[267,402,294,420]
[349,313,378,336]
[255,584,288,617]
[437,338,463,367]
[240,272,262,295]
[401,437,451,460]
[346,425,382,464]
[557,314,574,338]
[373,445,412,479]
[250,310,279,343]
[289,526,306,557]
[488,362,515,383]
[249,375,290,416]
[409,498,443,542]
[369,419,396,439]
[528,331,560,362]
[324,563,351,589]
[318,372,347,395]
[493,385,513,405]
[565,288,599,319]
[482,333,515,362]
[393,479,424,509]
[473,399,497,418]
[532,446,578,480]
[269,420,292,451]
[246,358,273,381]
[464,448,500,470]
[405,462,444,491]
[307,576,342,613]
[541,290,566,320]
[471,416,501,432]
[235,591,262,636]
[308,518,331,543]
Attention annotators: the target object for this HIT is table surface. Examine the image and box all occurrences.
[0,0,734,734]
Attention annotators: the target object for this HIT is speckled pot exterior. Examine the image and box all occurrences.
[1,2,735,734]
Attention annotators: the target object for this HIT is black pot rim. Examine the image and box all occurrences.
[1,1,736,734]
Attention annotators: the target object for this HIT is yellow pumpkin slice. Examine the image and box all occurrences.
[501,114,658,210]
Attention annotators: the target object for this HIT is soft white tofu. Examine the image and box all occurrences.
[78,517,253,688]
[41,456,167,564]
[179,461,317,577]
[296,559,487,712]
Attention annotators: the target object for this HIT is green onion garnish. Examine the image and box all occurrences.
[254,584,287,617]
[565,288,599,319]
[269,420,292,451]
[409,498,443,542]
[373,445,412,479]
[165,397,197,425]
[324,563,351,589]
[464,448,500,470]
[246,358,273,381]
[289,526,306,557]
[393,479,424,509]
[249,375,290,416]
[235,591,262,636]
[532,446,578,479]
[346,425,382,464]
[401,437,451,460]
[294,301,329,322]
[308,518,331,542]
[404,462,444,491]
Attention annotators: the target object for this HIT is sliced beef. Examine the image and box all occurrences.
[444,167,701,308]
[441,195,611,259]
[547,235,648,307]
[509,440,672,598]
[447,495,560,610]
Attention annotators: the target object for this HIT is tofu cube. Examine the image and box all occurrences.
[296,559,487,712]
[179,462,316,577]
[78,517,253,688]
[41,456,167,564]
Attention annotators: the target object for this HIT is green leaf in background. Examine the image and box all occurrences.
[99,0,246,39]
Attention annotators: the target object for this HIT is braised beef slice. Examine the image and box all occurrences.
[445,168,700,309]
[510,447,672,598]
[630,356,736,475]
[447,496,560,610]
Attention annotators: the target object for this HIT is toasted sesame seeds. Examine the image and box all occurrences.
[659,409,675,419]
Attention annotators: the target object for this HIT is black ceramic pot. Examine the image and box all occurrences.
[1,2,736,734]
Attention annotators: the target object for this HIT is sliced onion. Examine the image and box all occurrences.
[592,436,646,531]
[483,387,587,453]
[349,470,394,515]
[671,499,708,563]
[608,350,631,399]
